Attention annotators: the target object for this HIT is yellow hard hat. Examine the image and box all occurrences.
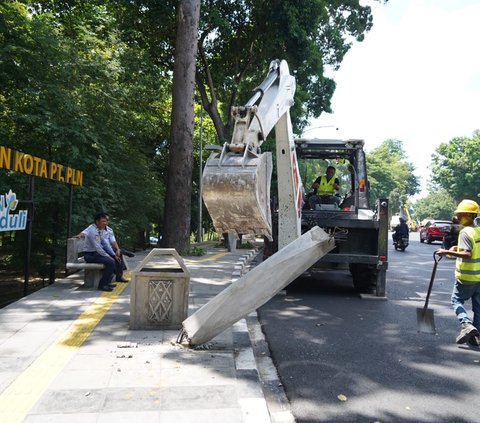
[455,199,480,214]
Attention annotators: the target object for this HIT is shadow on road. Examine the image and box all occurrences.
[259,235,480,423]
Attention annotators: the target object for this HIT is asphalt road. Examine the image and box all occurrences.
[258,232,480,423]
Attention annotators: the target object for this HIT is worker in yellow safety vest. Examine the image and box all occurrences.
[437,199,480,346]
[308,166,340,208]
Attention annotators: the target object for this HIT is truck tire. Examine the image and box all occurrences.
[349,264,376,294]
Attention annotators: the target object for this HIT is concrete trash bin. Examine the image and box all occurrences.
[130,248,190,330]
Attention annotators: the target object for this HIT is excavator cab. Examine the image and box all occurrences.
[202,60,302,244]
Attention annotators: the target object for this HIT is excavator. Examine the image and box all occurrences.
[400,204,417,232]
[180,60,388,346]
[202,59,388,295]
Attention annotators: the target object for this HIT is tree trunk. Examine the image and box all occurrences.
[161,0,200,254]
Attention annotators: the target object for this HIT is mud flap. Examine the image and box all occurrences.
[202,150,273,240]
[179,226,334,347]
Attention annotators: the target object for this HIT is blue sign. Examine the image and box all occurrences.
[0,190,28,231]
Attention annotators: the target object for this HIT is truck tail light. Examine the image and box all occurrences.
[379,255,386,262]
[359,179,365,192]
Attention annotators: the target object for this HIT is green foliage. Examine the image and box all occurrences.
[366,139,420,213]
[190,104,217,238]
[0,1,171,278]
[195,0,375,139]
[430,131,480,202]
[187,246,206,256]
[0,0,387,280]
[101,0,377,140]
[239,241,255,249]
[413,190,456,221]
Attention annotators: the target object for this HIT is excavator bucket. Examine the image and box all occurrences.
[202,149,273,240]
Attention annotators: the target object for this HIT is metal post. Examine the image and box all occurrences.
[197,107,203,243]
[67,184,73,238]
[65,184,73,277]
[23,176,34,297]
[49,209,57,285]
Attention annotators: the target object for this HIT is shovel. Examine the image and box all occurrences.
[416,251,442,334]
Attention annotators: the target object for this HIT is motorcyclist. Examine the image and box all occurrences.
[392,216,409,244]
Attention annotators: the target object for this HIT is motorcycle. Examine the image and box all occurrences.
[394,235,409,252]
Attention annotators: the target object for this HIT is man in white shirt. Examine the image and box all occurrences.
[80,212,116,291]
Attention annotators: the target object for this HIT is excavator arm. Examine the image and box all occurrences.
[229,59,295,153]
[202,60,302,246]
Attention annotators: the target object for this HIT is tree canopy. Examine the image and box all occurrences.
[196,0,375,141]
[430,131,480,203]
[0,1,168,276]
[413,190,456,222]
[366,139,420,214]
[108,0,379,141]
[0,0,386,280]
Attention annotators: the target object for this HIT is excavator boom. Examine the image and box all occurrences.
[202,60,302,243]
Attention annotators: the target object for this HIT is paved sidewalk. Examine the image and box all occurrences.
[0,245,288,423]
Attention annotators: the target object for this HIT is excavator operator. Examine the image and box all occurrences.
[307,166,341,209]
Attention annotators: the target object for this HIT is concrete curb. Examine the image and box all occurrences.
[232,319,271,423]
[247,312,295,423]
[231,249,295,423]
[231,249,256,279]
[229,248,270,422]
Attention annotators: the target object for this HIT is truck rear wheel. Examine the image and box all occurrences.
[349,264,377,294]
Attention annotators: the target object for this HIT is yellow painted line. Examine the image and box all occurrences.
[0,279,129,423]
[186,251,228,263]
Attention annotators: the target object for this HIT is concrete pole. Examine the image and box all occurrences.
[181,226,334,346]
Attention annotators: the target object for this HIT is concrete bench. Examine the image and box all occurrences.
[66,237,105,288]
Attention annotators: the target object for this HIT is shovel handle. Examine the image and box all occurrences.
[424,251,442,310]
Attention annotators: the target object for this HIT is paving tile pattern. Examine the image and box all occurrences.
[0,247,277,423]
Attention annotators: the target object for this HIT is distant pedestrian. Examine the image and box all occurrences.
[437,199,480,346]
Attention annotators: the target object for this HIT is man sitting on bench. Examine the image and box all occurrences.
[81,212,116,292]
[308,166,341,209]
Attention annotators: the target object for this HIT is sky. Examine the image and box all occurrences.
[307,0,480,196]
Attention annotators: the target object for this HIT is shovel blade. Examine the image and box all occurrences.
[416,308,436,334]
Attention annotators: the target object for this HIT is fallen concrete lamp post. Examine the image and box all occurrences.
[178,226,334,347]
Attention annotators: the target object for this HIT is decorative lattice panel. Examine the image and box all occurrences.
[147,279,173,322]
